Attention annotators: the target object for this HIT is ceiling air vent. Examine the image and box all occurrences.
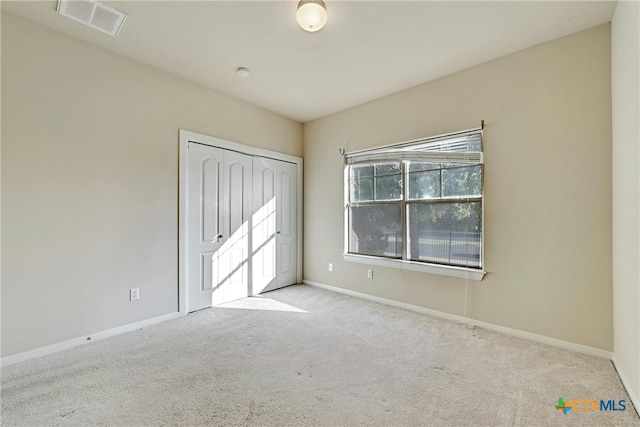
[57,0,127,37]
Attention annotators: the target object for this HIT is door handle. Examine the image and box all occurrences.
[276,231,281,234]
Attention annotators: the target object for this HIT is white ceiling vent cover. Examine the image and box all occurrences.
[57,0,127,37]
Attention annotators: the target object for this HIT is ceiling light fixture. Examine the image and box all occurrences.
[296,0,327,32]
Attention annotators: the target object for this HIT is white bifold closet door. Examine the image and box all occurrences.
[252,157,297,294]
[187,142,297,312]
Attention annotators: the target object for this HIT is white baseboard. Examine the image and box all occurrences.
[612,354,640,417]
[303,280,613,360]
[1,311,183,368]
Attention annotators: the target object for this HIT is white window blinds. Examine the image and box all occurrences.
[344,128,483,165]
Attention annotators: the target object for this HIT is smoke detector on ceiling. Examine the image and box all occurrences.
[57,0,127,37]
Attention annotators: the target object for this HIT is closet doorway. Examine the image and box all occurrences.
[179,131,302,313]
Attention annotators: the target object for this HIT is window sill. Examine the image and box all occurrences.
[343,253,486,281]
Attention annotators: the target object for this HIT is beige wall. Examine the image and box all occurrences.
[612,0,640,407]
[304,25,613,350]
[1,13,302,357]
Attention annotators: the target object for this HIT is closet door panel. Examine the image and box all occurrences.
[213,150,253,306]
[276,164,297,288]
[252,158,278,294]
[252,157,297,294]
[187,143,225,312]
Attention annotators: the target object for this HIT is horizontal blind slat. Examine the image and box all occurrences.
[347,151,482,165]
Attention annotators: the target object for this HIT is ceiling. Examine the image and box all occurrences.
[1,1,617,123]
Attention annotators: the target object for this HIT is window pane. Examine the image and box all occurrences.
[349,204,402,257]
[408,202,481,268]
[442,165,482,197]
[375,163,400,175]
[408,162,441,199]
[375,163,402,201]
[350,165,374,202]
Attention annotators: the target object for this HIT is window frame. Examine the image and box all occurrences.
[343,128,486,281]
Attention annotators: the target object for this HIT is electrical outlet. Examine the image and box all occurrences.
[130,288,139,301]
[367,269,373,279]
[328,263,333,272]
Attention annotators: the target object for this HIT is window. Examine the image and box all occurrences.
[344,128,484,278]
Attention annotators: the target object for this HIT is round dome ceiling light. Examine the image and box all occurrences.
[296,0,327,32]
[237,67,251,77]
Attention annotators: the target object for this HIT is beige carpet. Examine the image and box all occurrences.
[1,284,638,426]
